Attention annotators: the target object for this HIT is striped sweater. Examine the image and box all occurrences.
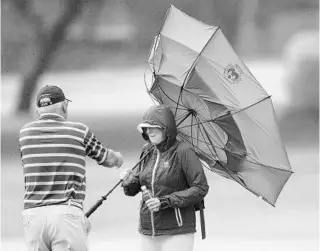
[19,113,111,210]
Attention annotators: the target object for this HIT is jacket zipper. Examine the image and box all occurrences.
[150,149,160,237]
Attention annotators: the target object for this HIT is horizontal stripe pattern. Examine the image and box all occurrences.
[20,134,84,142]
[20,126,86,134]
[24,163,86,175]
[22,156,86,166]
[19,113,110,210]
[25,173,84,183]
[24,188,86,195]
[24,198,84,210]
[21,144,85,151]
[21,146,86,156]
[25,183,86,192]
[22,153,86,160]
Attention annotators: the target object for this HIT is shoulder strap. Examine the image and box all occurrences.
[199,200,206,240]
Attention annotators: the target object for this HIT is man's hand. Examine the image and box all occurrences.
[114,152,123,168]
[103,150,123,168]
[146,198,161,212]
[119,168,132,181]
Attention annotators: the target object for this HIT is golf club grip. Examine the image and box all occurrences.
[85,147,154,218]
[85,199,104,218]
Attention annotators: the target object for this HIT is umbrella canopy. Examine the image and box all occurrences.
[145,5,293,206]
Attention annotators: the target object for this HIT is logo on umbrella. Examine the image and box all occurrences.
[224,64,242,84]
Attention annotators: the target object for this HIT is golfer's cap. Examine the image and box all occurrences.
[137,123,162,133]
[36,85,71,108]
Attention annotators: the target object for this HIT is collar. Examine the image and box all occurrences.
[155,138,176,153]
[39,113,65,120]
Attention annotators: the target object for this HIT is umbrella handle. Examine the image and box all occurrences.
[85,197,104,218]
[85,147,154,218]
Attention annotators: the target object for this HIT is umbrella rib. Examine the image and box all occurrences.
[178,131,218,164]
[192,114,212,156]
[174,27,221,117]
[197,118,221,158]
[187,112,227,152]
[228,95,271,116]
[179,124,240,183]
[207,64,271,109]
[188,128,292,172]
[195,114,201,153]
[191,116,222,162]
[177,115,220,161]
[196,118,257,191]
[148,5,172,74]
[193,116,227,161]
[155,82,190,111]
[183,113,293,173]
[178,96,271,127]
[190,113,195,150]
[176,110,193,127]
[177,135,212,172]
[179,115,203,155]
[181,26,221,88]
[149,35,160,73]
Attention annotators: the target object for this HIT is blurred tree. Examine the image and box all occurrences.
[237,0,260,54]
[211,0,240,45]
[9,0,90,113]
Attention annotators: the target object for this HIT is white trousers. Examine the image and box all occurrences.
[140,233,195,251]
[22,205,91,251]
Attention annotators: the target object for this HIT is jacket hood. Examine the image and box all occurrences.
[138,105,177,151]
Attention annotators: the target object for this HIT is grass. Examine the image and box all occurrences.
[1,63,319,250]
[1,146,319,248]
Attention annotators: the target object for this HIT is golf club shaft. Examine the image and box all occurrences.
[85,147,154,218]
[85,199,103,217]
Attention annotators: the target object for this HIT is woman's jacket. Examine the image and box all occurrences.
[122,105,209,236]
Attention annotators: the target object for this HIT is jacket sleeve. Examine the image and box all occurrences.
[161,146,209,208]
[122,144,151,196]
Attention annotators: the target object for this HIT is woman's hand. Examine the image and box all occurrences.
[146,198,161,212]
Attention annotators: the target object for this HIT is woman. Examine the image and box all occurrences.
[121,105,209,251]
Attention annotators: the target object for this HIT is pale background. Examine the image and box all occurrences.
[1,0,319,250]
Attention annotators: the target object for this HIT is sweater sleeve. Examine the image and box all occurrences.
[162,146,209,208]
[84,128,121,167]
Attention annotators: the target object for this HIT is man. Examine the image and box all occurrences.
[19,85,123,251]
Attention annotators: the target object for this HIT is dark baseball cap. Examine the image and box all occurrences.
[36,85,71,108]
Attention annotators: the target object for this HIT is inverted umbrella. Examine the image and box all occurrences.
[86,5,293,219]
[145,5,293,206]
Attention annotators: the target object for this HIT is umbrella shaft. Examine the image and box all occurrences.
[176,111,193,127]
